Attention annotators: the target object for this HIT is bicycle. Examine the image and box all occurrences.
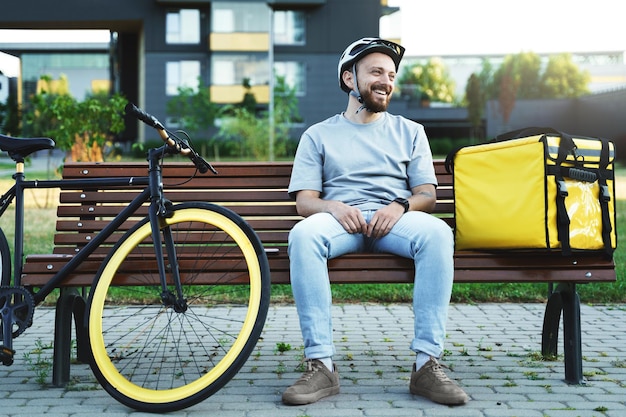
[0,103,271,412]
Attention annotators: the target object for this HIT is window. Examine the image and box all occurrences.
[211,2,269,33]
[166,61,200,95]
[274,10,305,45]
[166,9,201,44]
[21,53,109,100]
[274,61,305,95]
[211,53,269,86]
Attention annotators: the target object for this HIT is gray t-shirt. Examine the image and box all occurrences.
[288,112,437,210]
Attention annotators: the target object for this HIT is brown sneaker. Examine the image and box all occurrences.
[282,359,340,405]
[410,357,469,405]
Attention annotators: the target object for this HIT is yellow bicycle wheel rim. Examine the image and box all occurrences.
[88,207,263,404]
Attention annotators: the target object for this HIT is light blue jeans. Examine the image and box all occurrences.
[288,209,454,360]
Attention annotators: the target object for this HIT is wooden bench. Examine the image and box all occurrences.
[21,160,616,387]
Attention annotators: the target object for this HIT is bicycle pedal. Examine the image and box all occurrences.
[0,345,15,366]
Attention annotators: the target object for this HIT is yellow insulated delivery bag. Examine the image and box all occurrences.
[446,128,616,257]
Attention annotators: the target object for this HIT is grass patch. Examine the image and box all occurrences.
[0,206,57,256]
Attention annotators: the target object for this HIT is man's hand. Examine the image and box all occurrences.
[294,183,436,237]
[365,202,404,238]
[295,190,367,234]
[365,184,437,238]
[329,201,368,234]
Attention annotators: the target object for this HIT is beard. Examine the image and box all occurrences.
[359,84,392,113]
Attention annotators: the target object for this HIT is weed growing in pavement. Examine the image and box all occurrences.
[22,339,53,386]
[274,342,292,354]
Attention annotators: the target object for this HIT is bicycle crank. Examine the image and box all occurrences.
[1,286,35,365]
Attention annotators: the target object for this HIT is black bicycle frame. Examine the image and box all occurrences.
[3,147,179,306]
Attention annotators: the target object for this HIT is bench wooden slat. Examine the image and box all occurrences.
[59,190,294,204]
[55,202,453,218]
[60,161,294,176]
[59,187,453,203]
[22,248,614,286]
[55,218,302,233]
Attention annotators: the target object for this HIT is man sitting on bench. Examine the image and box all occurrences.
[282,37,469,406]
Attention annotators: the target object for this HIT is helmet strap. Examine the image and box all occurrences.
[349,64,367,114]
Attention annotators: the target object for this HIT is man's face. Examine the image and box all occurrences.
[355,52,396,112]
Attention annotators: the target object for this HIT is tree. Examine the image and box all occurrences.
[166,77,218,138]
[485,58,521,127]
[23,75,127,161]
[471,51,591,127]
[218,107,269,159]
[477,59,495,101]
[512,52,542,99]
[0,87,20,136]
[272,74,301,128]
[465,74,484,141]
[484,51,590,101]
[491,52,541,100]
[217,75,301,160]
[398,58,457,104]
[463,59,495,141]
[498,69,518,126]
[540,53,591,98]
[240,78,257,114]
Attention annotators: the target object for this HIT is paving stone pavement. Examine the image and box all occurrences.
[2,303,625,417]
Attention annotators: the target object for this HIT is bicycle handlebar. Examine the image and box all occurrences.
[126,102,164,130]
[125,102,216,174]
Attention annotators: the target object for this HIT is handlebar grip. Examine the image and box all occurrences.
[125,102,218,175]
[189,151,217,174]
[125,102,164,130]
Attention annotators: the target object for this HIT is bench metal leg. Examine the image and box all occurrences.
[542,282,584,385]
[52,288,87,387]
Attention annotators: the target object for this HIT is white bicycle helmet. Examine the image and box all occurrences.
[338,37,405,94]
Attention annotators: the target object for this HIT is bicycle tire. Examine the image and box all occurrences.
[0,227,11,286]
[85,202,271,412]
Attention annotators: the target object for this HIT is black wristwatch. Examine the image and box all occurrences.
[393,197,410,213]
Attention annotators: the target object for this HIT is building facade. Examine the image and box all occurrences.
[2,0,625,155]
[0,0,392,142]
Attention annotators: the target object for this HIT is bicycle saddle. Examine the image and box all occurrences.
[0,134,55,162]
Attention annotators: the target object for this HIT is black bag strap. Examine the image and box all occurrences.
[552,131,576,256]
[444,146,461,173]
[597,138,614,258]
[494,126,563,142]
[554,176,571,256]
[555,132,576,165]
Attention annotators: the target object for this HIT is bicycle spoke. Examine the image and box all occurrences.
[86,204,270,412]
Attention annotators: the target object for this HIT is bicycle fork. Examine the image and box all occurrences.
[149,206,187,313]
[147,149,187,314]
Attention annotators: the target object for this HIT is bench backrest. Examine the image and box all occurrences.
[56,161,454,255]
